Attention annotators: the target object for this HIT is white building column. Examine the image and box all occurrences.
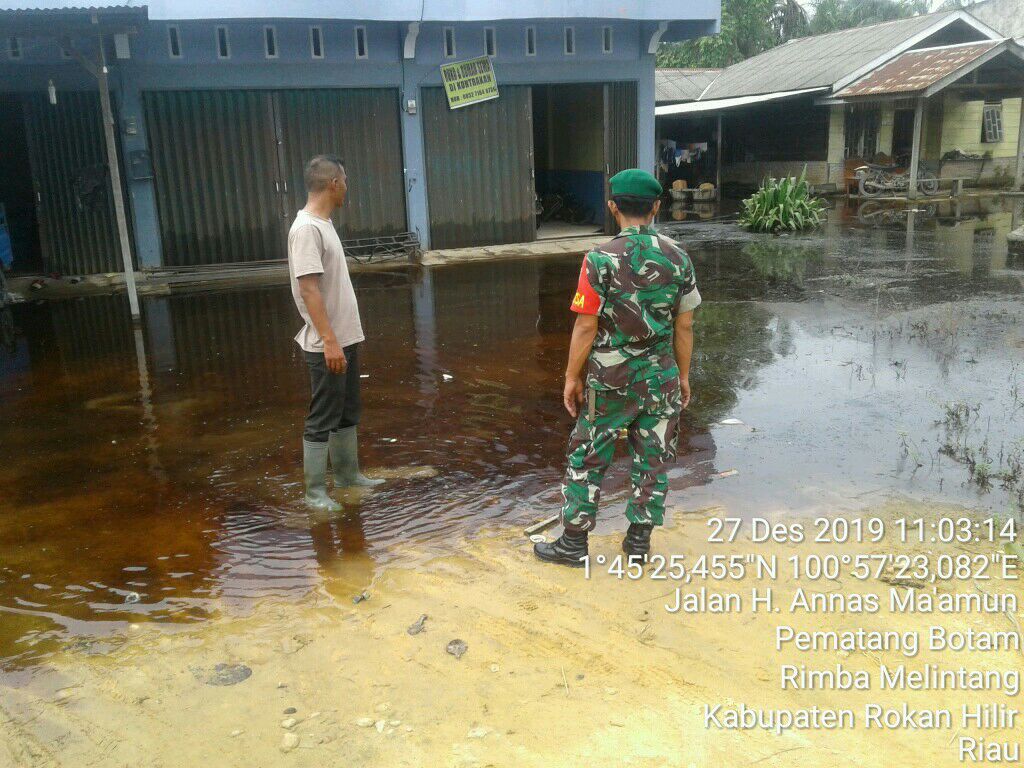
[1015,92,1024,190]
[907,97,924,200]
[826,105,845,187]
[400,24,430,249]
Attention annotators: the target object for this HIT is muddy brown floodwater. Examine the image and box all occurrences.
[1,197,1024,767]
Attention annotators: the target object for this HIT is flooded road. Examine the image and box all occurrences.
[1,197,1024,768]
[2,197,1024,668]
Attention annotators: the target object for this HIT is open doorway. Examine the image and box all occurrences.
[656,115,718,188]
[892,108,915,164]
[531,84,605,241]
[0,94,42,273]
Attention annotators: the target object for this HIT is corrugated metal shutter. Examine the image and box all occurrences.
[22,92,121,275]
[422,86,535,250]
[276,89,406,239]
[604,82,638,234]
[143,90,283,266]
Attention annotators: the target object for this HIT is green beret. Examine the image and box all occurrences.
[609,168,662,199]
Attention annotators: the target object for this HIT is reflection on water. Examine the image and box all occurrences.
[1,196,1023,667]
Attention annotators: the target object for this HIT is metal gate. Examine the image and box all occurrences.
[603,82,638,234]
[144,88,406,267]
[276,89,406,240]
[422,86,535,250]
[22,92,121,275]
[143,90,282,266]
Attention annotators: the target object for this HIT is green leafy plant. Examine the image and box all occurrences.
[738,169,827,233]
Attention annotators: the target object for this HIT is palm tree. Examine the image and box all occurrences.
[657,0,810,67]
[809,0,931,35]
[769,0,811,45]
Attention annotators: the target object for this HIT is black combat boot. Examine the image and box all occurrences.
[622,522,654,562]
[534,529,588,568]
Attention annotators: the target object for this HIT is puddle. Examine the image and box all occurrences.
[1,196,1023,676]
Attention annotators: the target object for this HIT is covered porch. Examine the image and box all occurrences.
[828,38,1024,198]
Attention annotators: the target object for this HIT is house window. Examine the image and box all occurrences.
[8,36,21,60]
[982,101,1004,143]
[444,27,456,58]
[484,27,496,57]
[216,26,230,59]
[844,107,880,159]
[167,25,181,58]
[564,26,575,55]
[310,26,324,59]
[525,26,536,56]
[264,26,277,58]
[354,26,368,59]
[602,26,613,54]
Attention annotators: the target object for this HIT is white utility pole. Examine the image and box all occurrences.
[64,26,140,320]
[96,33,140,320]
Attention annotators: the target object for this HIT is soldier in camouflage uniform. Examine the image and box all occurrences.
[535,169,700,568]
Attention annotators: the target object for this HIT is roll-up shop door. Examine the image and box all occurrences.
[603,82,638,235]
[422,86,535,250]
[143,90,283,266]
[276,89,407,239]
[22,92,122,275]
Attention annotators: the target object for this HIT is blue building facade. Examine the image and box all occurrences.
[0,2,718,273]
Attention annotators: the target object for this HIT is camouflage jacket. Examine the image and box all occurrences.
[570,225,700,390]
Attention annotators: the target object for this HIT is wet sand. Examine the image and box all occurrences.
[3,499,1020,768]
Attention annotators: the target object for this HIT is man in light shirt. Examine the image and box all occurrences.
[288,155,383,511]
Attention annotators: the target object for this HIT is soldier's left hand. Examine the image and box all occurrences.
[680,376,691,409]
[564,376,585,417]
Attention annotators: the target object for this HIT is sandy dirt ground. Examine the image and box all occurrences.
[2,499,1021,768]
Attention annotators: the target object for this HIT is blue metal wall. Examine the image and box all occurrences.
[0,13,716,267]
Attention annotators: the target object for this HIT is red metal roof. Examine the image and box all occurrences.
[835,40,1001,97]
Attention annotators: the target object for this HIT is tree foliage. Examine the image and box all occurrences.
[657,0,930,68]
[657,0,808,67]
[809,0,930,34]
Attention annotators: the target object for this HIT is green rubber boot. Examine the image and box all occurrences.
[329,427,384,488]
[304,439,342,511]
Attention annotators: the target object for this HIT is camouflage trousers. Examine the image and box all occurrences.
[560,376,682,531]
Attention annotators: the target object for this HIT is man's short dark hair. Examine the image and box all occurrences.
[611,195,656,218]
[304,155,346,192]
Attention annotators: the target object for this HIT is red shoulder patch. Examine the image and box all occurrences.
[570,260,601,315]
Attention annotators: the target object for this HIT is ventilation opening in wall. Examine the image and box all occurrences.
[525,26,535,56]
[564,27,575,55]
[355,26,367,59]
[167,26,181,58]
[7,36,20,60]
[264,26,277,58]
[444,27,456,58]
[310,26,323,59]
[484,27,496,57]
[216,26,230,59]
[603,26,613,54]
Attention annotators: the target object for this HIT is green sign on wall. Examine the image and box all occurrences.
[440,56,499,110]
